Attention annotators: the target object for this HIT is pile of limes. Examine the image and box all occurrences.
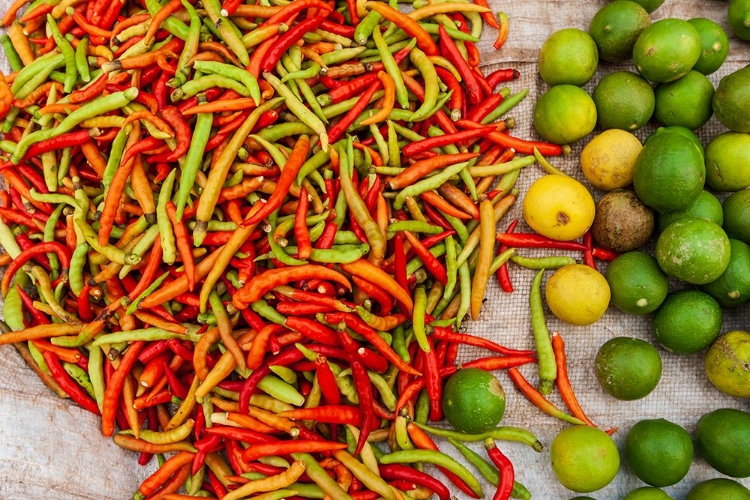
[524,0,750,496]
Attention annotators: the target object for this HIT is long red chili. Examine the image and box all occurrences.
[1,241,71,296]
[379,464,451,500]
[484,439,515,500]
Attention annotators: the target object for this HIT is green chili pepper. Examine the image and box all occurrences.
[482,88,530,125]
[175,107,212,219]
[88,343,105,412]
[74,35,91,83]
[393,161,470,210]
[412,421,543,451]
[381,449,483,497]
[264,72,329,151]
[193,60,260,105]
[511,254,577,270]
[354,10,382,45]
[62,362,96,399]
[530,269,557,395]
[0,34,23,72]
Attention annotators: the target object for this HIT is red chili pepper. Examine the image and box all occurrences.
[402,126,495,157]
[149,107,191,162]
[496,219,517,293]
[486,68,520,89]
[422,336,442,421]
[327,80,382,144]
[1,241,71,295]
[402,230,448,285]
[496,232,588,251]
[485,439,515,500]
[593,246,619,261]
[438,26,482,104]
[431,327,535,357]
[337,327,374,454]
[582,230,596,269]
[379,465,450,500]
[43,350,101,415]
[262,17,326,73]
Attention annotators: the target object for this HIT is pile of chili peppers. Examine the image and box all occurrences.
[0,0,614,497]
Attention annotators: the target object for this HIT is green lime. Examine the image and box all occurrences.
[686,478,750,500]
[655,218,731,285]
[645,125,704,159]
[592,71,655,131]
[611,0,663,13]
[550,426,620,493]
[723,189,750,245]
[595,337,662,401]
[625,418,694,487]
[605,251,668,315]
[654,70,715,130]
[588,1,650,63]
[442,368,505,434]
[623,487,674,500]
[688,18,730,75]
[696,408,750,478]
[538,28,598,86]
[570,498,597,500]
[705,132,750,191]
[713,66,750,133]
[657,190,723,233]
[705,330,750,398]
[700,239,750,307]
[728,0,750,41]
[652,290,723,354]
[533,85,597,145]
[632,132,705,214]
[632,19,702,83]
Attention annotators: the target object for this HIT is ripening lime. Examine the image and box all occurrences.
[550,426,620,493]
[533,85,597,145]
[686,478,750,500]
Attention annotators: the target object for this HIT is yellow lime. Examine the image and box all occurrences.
[538,28,599,86]
[654,70,715,130]
[705,331,750,398]
[652,290,723,354]
[550,426,620,493]
[588,1,650,63]
[713,66,750,133]
[533,85,597,145]
[657,190,723,233]
[581,130,642,191]
[523,175,595,241]
[595,337,662,400]
[705,132,750,191]
[688,18,730,75]
[545,264,610,326]
[633,132,705,214]
[442,368,505,434]
[632,19,702,83]
[625,418,693,487]
[655,218,731,285]
[696,408,750,478]
[605,251,668,315]
[592,71,655,132]
[723,189,750,245]
[686,478,750,500]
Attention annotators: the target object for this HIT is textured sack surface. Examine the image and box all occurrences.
[1,0,749,498]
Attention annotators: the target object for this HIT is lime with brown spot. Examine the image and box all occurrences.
[688,17,729,75]
[632,18,702,83]
[728,0,750,41]
[442,368,506,434]
[705,331,750,398]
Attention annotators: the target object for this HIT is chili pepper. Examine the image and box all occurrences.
[552,331,597,427]
[496,232,588,251]
[484,439,515,500]
[43,350,100,415]
[507,367,586,426]
[529,269,557,394]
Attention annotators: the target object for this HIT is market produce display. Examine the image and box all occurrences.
[0,0,748,498]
